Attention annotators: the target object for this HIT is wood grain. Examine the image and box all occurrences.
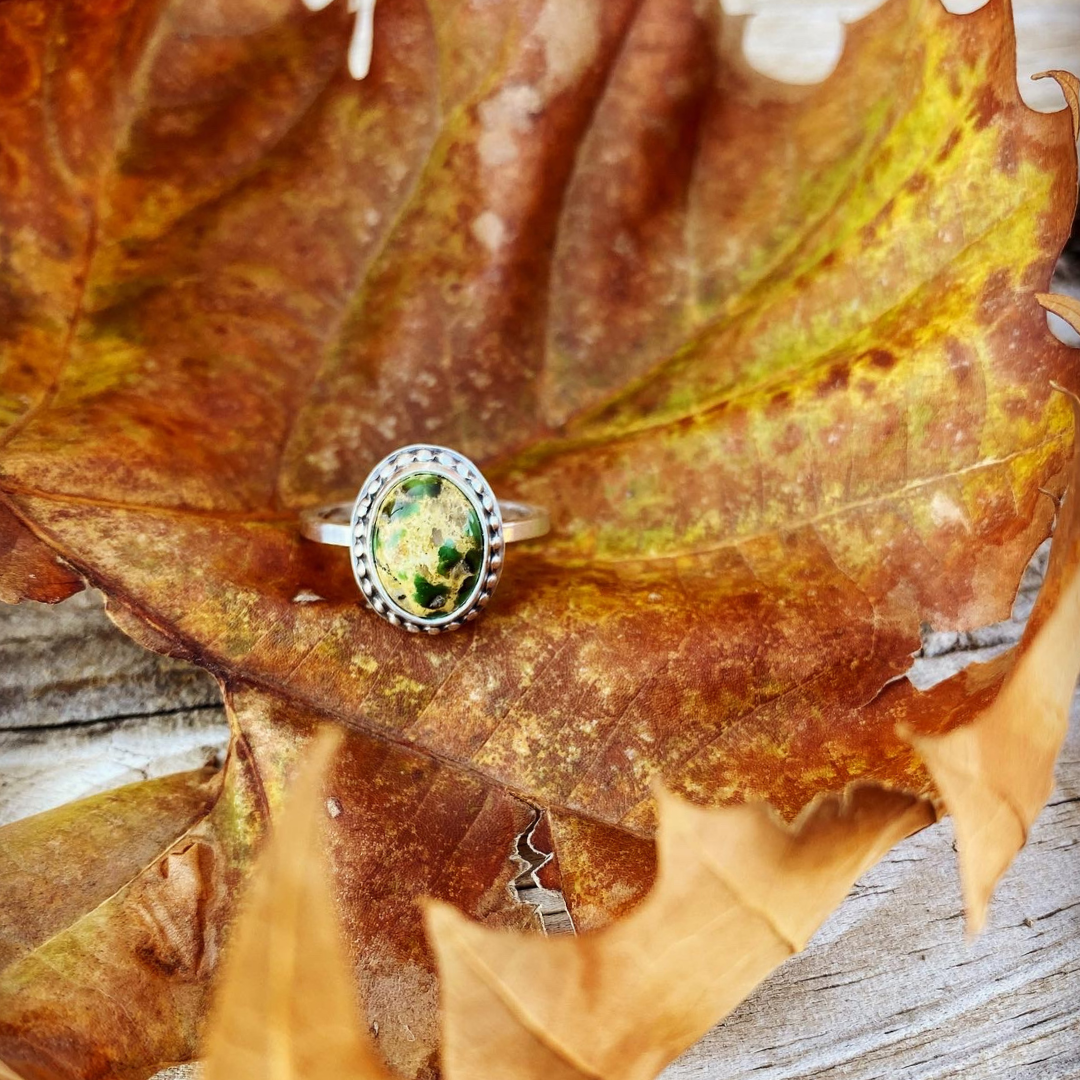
[0,592,226,827]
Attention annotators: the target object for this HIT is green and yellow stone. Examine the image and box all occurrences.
[372,472,484,619]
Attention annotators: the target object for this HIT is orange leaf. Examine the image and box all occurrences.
[427,786,934,1080]
[0,0,1077,1074]
[904,381,1080,933]
[202,727,391,1080]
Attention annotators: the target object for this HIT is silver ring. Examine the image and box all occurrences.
[299,444,549,633]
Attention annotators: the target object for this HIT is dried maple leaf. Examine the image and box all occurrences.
[202,727,392,1080]
[428,785,934,1080]
[200,730,931,1080]
[905,378,1080,933]
[0,0,1077,1076]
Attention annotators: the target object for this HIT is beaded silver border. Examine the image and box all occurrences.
[350,444,503,634]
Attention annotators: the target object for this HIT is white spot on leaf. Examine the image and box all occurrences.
[534,0,601,100]
[471,211,507,253]
[929,489,969,530]
[477,86,541,168]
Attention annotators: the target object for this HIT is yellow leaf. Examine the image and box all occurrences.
[906,368,1080,934]
[0,769,218,973]
[426,785,934,1080]
[201,727,390,1080]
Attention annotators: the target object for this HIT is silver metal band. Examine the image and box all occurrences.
[300,498,550,547]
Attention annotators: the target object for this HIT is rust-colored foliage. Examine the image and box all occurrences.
[201,729,393,1080]
[0,506,81,604]
[209,401,1078,1080]
[0,0,1077,1076]
[200,729,931,1080]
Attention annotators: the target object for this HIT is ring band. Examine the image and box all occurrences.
[299,498,549,546]
[300,444,549,633]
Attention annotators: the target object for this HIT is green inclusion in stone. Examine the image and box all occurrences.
[372,472,484,619]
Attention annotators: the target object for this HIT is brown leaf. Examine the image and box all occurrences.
[1,0,1074,817]
[0,769,219,972]
[0,747,263,1080]
[0,0,1077,1074]
[904,360,1080,933]
[0,503,81,605]
[428,785,934,1080]
[202,727,390,1080]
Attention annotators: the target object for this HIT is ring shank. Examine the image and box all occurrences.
[300,499,549,546]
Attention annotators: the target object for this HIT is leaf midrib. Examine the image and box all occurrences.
[2,432,1063,567]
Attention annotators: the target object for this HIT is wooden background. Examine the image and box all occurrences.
[2,0,1079,1077]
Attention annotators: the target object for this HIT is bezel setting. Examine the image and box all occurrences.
[350,444,504,633]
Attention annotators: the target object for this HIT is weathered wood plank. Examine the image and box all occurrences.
[0,592,227,827]
[0,708,228,827]
[0,591,221,730]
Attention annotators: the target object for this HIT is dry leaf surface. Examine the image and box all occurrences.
[0,0,1077,1075]
[428,786,935,1080]
[0,768,219,972]
[0,738,265,1080]
[201,735,933,1080]
[202,728,391,1080]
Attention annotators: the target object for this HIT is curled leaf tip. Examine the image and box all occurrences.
[1036,292,1080,337]
[1032,70,1080,141]
[1049,379,1080,409]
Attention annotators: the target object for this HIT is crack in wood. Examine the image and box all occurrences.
[0,701,225,736]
